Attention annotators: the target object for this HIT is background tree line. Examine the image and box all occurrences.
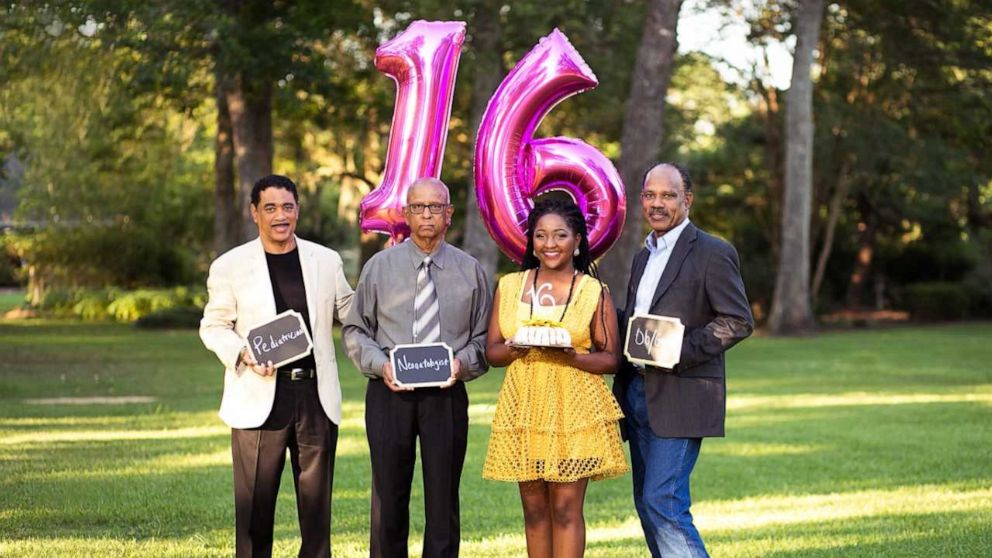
[1,0,990,330]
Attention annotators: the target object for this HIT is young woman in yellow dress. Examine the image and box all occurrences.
[483,198,628,557]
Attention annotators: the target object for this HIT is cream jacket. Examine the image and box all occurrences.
[200,236,354,428]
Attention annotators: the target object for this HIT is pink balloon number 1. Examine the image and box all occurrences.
[360,21,466,240]
[362,23,625,260]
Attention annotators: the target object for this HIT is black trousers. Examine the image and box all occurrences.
[232,376,338,558]
[366,379,469,558]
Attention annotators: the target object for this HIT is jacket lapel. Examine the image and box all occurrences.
[650,222,697,309]
[297,238,319,331]
[625,248,650,318]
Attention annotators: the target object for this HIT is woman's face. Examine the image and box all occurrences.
[532,213,580,271]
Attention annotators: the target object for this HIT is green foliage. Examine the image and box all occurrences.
[2,0,991,324]
[0,11,214,292]
[32,286,205,322]
[133,306,204,330]
[899,282,992,321]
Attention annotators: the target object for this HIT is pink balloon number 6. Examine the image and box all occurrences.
[360,21,465,241]
[475,29,626,263]
[362,24,625,259]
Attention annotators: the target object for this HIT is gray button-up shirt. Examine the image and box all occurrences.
[342,240,492,380]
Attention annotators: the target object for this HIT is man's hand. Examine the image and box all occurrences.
[382,361,414,392]
[440,358,464,389]
[239,348,275,377]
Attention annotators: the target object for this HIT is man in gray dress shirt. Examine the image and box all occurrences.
[343,177,491,558]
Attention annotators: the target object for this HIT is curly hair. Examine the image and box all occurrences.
[521,198,598,279]
[520,198,610,345]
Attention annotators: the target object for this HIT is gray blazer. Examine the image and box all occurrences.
[615,223,753,438]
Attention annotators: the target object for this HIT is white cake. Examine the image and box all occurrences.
[511,321,572,348]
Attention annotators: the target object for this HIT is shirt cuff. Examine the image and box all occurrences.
[367,352,390,379]
[454,348,483,381]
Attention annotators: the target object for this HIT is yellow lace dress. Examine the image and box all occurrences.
[483,271,628,483]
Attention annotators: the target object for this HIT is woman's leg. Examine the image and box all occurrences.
[519,480,553,558]
[548,479,589,558]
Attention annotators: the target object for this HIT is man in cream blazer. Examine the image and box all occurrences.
[200,175,353,558]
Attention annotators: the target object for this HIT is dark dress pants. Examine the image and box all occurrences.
[366,379,469,558]
[232,376,338,558]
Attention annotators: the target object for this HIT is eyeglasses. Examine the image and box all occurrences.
[406,203,449,215]
[639,191,683,202]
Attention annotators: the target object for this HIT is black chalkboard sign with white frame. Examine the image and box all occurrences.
[246,310,314,369]
[624,313,685,369]
[390,342,454,388]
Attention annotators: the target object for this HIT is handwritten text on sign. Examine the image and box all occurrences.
[624,314,684,369]
[246,310,314,369]
[390,342,454,388]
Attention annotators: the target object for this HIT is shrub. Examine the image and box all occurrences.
[32,285,205,322]
[901,282,972,321]
[134,306,203,329]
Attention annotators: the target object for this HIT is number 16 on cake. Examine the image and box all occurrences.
[624,314,685,369]
[390,342,455,388]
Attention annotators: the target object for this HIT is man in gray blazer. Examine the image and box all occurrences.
[615,163,753,558]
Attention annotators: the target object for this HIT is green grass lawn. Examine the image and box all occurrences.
[0,289,26,314]
[1,320,990,557]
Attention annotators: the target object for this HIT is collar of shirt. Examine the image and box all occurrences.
[644,218,691,255]
[404,238,448,270]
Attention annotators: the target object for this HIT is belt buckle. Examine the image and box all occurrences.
[289,368,307,381]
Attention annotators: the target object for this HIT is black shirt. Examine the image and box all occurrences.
[265,248,317,371]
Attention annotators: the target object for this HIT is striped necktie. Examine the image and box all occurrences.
[413,256,441,343]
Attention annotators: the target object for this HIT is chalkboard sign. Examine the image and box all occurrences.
[246,310,314,369]
[390,342,454,388]
[624,313,684,369]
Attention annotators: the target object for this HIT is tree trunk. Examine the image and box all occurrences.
[758,82,784,259]
[811,160,850,301]
[845,193,877,308]
[213,76,239,255]
[461,1,504,282]
[226,74,273,241]
[599,0,683,302]
[767,0,824,334]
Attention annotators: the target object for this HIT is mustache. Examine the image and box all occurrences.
[648,209,669,217]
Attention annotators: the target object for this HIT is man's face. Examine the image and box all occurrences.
[404,183,452,245]
[641,168,692,236]
[250,187,299,248]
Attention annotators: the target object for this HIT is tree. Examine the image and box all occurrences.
[599,0,684,298]
[460,0,505,281]
[767,0,823,334]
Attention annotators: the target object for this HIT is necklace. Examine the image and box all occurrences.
[529,267,578,323]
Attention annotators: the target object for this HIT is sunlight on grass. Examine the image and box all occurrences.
[0,425,228,445]
[0,536,228,558]
[705,441,825,457]
[696,485,992,531]
[729,391,992,411]
[0,411,218,429]
[23,396,157,405]
[469,402,496,423]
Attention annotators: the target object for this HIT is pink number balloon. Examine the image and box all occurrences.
[360,21,466,241]
[474,29,626,263]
